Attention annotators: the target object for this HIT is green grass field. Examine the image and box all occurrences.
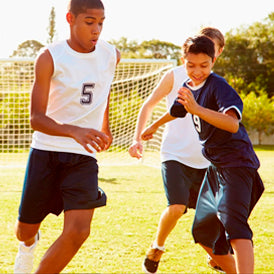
[0,146,273,273]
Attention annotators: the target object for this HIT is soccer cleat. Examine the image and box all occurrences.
[14,231,40,274]
[142,246,164,274]
[207,255,225,273]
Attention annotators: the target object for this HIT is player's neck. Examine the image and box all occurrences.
[186,79,206,90]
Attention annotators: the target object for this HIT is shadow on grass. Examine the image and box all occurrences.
[254,145,274,151]
[99,177,119,184]
[263,191,274,194]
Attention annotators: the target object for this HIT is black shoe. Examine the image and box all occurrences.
[142,247,164,273]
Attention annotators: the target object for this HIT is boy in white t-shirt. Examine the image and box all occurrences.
[14,1,120,273]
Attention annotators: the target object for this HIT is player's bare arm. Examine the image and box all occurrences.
[30,49,109,153]
[100,49,121,151]
[101,93,112,150]
[141,112,175,141]
[128,70,174,159]
[177,88,239,133]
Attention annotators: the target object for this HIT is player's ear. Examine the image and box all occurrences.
[211,57,217,68]
[216,47,224,57]
[66,12,75,25]
[180,57,185,64]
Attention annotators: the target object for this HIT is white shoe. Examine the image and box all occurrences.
[14,231,40,273]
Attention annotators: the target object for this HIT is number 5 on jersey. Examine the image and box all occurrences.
[81,83,95,105]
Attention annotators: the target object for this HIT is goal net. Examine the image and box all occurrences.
[0,58,176,168]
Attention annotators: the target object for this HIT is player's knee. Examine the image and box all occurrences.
[15,227,37,242]
[15,221,39,242]
[63,225,91,246]
[168,204,185,219]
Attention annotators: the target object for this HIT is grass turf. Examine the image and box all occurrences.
[0,146,273,273]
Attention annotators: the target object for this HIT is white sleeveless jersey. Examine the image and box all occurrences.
[31,40,117,158]
[160,66,210,168]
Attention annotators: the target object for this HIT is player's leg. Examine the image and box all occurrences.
[230,239,254,273]
[218,167,259,274]
[143,205,185,274]
[200,244,236,273]
[34,153,106,273]
[14,148,58,273]
[143,161,205,273]
[14,221,41,273]
[35,209,94,273]
[192,166,236,273]
[155,204,185,247]
[143,161,187,273]
[156,160,201,246]
[15,220,40,245]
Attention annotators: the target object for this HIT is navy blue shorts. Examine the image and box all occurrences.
[18,148,107,224]
[192,165,264,255]
[161,160,207,209]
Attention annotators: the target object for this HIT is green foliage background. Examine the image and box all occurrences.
[8,12,274,145]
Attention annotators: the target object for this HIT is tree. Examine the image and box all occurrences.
[109,37,140,58]
[214,12,274,97]
[47,7,56,44]
[140,39,181,61]
[11,7,56,58]
[10,40,44,58]
[109,37,181,63]
[241,91,274,144]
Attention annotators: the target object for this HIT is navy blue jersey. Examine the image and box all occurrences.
[184,73,260,169]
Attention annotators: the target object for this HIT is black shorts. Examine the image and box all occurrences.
[192,165,264,255]
[161,160,207,209]
[18,148,107,224]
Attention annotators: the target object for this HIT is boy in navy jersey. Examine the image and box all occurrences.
[141,36,264,273]
[129,27,228,273]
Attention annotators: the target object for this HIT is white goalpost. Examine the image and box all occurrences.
[0,58,176,168]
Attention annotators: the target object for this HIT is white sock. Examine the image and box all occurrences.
[19,232,39,251]
[152,241,165,251]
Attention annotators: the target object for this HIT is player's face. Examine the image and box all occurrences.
[184,53,215,86]
[67,9,105,53]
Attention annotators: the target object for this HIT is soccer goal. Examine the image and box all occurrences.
[0,58,176,168]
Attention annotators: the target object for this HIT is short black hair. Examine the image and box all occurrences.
[68,0,104,17]
[182,35,215,60]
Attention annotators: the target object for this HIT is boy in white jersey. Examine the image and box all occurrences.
[14,0,120,273]
[129,28,231,273]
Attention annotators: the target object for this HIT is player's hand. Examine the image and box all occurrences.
[177,87,199,114]
[141,125,157,141]
[128,141,143,159]
[72,127,111,153]
[101,128,113,151]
